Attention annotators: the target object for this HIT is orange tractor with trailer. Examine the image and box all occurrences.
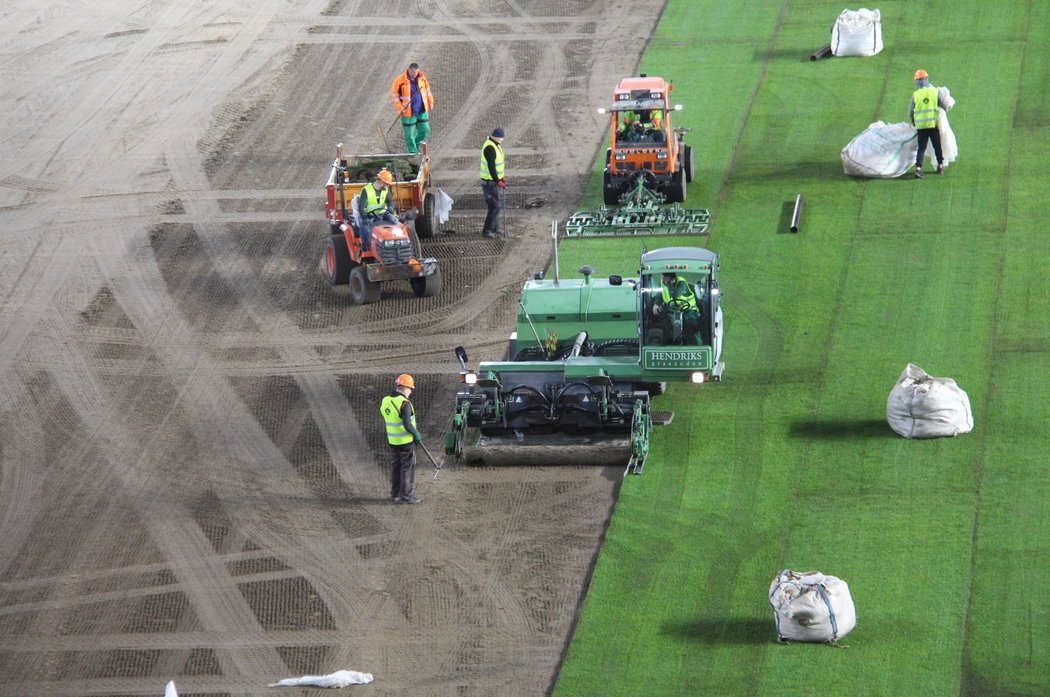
[599,75,694,205]
[322,142,442,304]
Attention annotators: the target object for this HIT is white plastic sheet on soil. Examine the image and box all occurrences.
[887,363,973,438]
[769,569,857,643]
[435,188,454,224]
[268,670,374,688]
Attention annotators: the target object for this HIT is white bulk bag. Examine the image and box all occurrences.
[887,363,973,438]
[932,87,959,168]
[841,121,917,178]
[831,9,883,57]
[769,569,856,643]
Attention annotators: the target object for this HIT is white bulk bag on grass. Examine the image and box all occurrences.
[831,9,883,57]
[841,121,916,178]
[769,569,856,643]
[887,363,973,438]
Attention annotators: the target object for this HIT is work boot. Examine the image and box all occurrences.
[914,167,924,179]
[936,164,944,175]
[396,495,421,504]
[482,230,496,239]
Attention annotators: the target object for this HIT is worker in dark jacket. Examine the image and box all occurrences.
[380,374,423,504]
[479,128,506,238]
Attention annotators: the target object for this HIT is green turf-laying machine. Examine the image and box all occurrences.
[444,245,723,474]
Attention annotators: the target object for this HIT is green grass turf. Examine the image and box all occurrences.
[553,2,1050,695]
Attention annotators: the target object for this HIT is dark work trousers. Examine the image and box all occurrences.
[481,180,503,234]
[361,211,399,250]
[390,444,417,499]
[915,127,943,167]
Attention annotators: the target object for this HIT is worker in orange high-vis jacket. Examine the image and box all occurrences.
[391,63,435,154]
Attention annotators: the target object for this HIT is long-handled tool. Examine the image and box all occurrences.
[418,439,443,477]
[379,114,400,152]
[500,185,508,238]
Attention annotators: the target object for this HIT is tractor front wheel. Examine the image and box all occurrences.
[603,170,620,205]
[348,265,381,304]
[663,167,687,203]
[410,269,442,298]
[323,234,351,285]
[684,145,695,183]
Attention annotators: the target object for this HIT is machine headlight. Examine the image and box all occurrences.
[615,153,627,161]
[691,372,706,384]
[463,372,477,385]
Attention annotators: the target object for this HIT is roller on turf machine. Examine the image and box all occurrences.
[444,234,723,474]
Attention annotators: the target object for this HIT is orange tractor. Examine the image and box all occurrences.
[599,75,694,205]
[322,142,442,304]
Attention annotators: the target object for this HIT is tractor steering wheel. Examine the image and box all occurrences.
[666,297,691,312]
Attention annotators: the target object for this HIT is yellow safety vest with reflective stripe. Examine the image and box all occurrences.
[479,139,505,181]
[362,183,390,216]
[661,275,697,311]
[912,87,939,129]
[381,394,415,446]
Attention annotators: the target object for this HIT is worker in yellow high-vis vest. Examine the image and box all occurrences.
[479,128,506,238]
[652,272,703,345]
[380,374,423,504]
[909,69,952,178]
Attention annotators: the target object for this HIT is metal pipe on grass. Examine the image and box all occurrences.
[810,44,832,61]
[790,194,804,233]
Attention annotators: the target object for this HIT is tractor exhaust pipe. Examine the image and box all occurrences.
[551,220,559,284]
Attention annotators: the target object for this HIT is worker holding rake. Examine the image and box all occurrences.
[391,63,435,155]
[381,374,423,504]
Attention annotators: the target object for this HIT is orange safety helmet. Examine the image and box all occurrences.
[377,169,394,185]
[914,69,928,80]
[395,373,416,389]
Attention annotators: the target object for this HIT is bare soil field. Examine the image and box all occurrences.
[0,0,666,695]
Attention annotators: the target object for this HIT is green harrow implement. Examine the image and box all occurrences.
[564,179,711,237]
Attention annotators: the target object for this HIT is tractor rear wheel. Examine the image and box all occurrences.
[323,234,351,285]
[410,269,442,298]
[348,265,381,304]
[415,192,436,239]
[684,145,695,183]
[603,170,620,205]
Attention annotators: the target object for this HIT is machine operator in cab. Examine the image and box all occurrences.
[652,271,702,345]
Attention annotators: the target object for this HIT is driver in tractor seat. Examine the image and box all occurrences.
[652,272,702,345]
[619,110,664,144]
[358,169,400,250]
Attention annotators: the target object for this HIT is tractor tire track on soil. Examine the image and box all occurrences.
[0,0,668,694]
